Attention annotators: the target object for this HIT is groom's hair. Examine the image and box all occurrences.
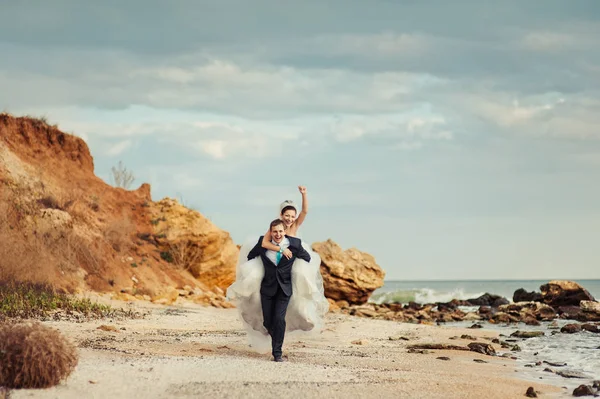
[269,219,285,231]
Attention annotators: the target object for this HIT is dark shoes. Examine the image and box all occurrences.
[273,356,287,362]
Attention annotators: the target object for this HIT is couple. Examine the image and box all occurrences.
[226,186,329,362]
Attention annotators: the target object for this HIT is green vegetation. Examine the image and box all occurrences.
[0,280,139,321]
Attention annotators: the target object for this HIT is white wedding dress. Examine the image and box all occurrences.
[226,232,330,352]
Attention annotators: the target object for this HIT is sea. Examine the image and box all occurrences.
[370,280,600,393]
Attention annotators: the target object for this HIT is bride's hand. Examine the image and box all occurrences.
[283,248,292,259]
[298,185,306,194]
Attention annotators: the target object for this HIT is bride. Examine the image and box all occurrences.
[226,186,329,352]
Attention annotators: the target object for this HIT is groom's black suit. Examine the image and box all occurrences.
[247,235,311,359]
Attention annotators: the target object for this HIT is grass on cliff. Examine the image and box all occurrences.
[0,280,139,321]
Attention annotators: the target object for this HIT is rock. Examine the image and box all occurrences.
[560,324,582,334]
[578,301,600,322]
[406,343,470,351]
[436,356,450,361]
[151,287,179,305]
[407,349,430,354]
[511,345,521,352]
[510,331,545,339]
[151,198,238,290]
[535,304,558,321]
[351,307,379,318]
[539,281,596,307]
[525,386,538,397]
[468,342,496,356]
[573,385,594,397]
[490,312,518,324]
[465,293,509,307]
[460,334,477,340]
[580,301,600,313]
[389,336,410,341]
[351,339,368,345]
[581,324,600,333]
[97,325,118,332]
[463,312,481,321]
[514,288,543,303]
[327,298,340,312]
[556,370,587,379]
[543,361,566,367]
[336,300,350,309]
[312,239,385,304]
[478,306,492,314]
[558,305,583,319]
[473,359,488,363]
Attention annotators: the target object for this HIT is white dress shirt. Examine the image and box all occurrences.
[266,237,290,266]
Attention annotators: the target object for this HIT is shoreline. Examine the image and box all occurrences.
[8,297,563,399]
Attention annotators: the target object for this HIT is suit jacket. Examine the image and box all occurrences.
[247,235,311,297]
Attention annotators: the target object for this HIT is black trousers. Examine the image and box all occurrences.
[261,284,291,358]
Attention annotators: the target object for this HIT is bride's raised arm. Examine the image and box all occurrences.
[294,185,308,229]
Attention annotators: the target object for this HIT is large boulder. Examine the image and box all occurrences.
[513,288,543,303]
[312,239,385,304]
[540,281,596,307]
[150,198,238,290]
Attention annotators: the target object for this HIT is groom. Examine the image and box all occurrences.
[246,218,311,362]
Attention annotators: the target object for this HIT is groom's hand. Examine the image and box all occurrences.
[283,248,292,259]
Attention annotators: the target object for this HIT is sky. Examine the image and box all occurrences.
[1,1,599,281]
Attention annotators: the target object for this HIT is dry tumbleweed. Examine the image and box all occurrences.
[0,322,78,389]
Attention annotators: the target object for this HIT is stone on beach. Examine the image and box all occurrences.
[312,239,385,304]
[539,281,596,307]
[572,384,595,397]
[510,331,545,339]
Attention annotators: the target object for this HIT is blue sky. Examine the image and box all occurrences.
[1,1,599,280]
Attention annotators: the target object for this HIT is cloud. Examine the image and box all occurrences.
[106,140,132,156]
[444,88,600,139]
[520,32,575,52]
[330,114,453,147]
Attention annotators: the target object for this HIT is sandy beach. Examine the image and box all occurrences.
[8,297,563,399]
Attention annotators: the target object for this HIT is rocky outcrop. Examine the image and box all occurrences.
[149,198,238,290]
[540,280,595,307]
[0,113,237,304]
[312,239,385,304]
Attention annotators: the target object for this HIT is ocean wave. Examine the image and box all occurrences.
[370,288,486,305]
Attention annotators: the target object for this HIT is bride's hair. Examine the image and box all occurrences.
[279,200,297,215]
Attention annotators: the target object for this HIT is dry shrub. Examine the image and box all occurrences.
[0,322,78,389]
[104,215,135,253]
[168,240,203,273]
[37,195,62,210]
[110,160,135,189]
[57,230,104,275]
[36,190,78,212]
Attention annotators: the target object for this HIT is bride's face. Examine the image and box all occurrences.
[281,210,296,227]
